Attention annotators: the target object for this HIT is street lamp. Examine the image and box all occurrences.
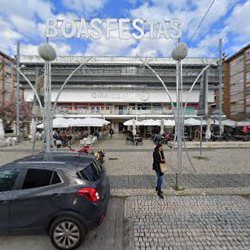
[38,42,57,160]
[172,42,188,190]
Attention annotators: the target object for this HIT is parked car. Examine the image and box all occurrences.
[0,152,110,250]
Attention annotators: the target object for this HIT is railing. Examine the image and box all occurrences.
[55,108,197,116]
[23,67,219,78]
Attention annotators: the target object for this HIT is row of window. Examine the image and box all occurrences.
[0,169,61,192]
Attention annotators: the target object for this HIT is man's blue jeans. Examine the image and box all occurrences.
[156,171,163,190]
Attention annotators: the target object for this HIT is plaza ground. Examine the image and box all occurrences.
[3,136,249,195]
[0,138,250,249]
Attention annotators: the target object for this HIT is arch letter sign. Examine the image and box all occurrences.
[45,18,182,40]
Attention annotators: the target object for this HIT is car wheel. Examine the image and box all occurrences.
[50,216,87,250]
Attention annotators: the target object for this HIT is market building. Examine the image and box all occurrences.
[223,44,250,120]
[20,55,219,133]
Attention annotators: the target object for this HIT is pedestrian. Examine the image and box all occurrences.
[109,128,114,139]
[152,144,165,199]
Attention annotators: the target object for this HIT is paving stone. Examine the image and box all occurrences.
[125,195,250,250]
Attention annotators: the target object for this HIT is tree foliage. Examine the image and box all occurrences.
[0,100,32,130]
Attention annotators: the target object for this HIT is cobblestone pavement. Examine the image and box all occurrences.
[124,195,250,250]
[103,144,250,195]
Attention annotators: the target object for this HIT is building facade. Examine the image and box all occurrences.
[20,56,219,133]
[223,44,250,120]
[0,51,16,105]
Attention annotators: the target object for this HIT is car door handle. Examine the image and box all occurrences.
[51,193,62,199]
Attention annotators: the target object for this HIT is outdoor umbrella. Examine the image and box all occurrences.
[163,119,175,127]
[0,119,4,145]
[210,119,220,125]
[68,118,108,127]
[236,120,250,127]
[37,117,70,129]
[30,118,37,141]
[132,119,137,136]
[160,119,164,135]
[52,117,70,128]
[140,119,160,126]
[184,118,205,126]
[221,119,236,127]
[91,118,110,125]
[123,119,142,126]
[67,118,78,127]
[205,119,212,141]
[81,118,104,127]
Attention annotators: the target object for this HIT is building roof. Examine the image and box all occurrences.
[224,43,250,62]
[20,55,218,66]
[0,50,15,62]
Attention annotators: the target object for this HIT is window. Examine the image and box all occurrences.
[51,171,62,185]
[0,169,20,192]
[22,169,61,189]
[77,161,102,181]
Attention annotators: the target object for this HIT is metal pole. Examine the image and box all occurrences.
[44,62,51,154]
[200,116,203,157]
[219,38,223,135]
[31,118,36,154]
[176,59,182,189]
[15,42,20,139]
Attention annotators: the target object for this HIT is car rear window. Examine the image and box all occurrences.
[77,161,102,181]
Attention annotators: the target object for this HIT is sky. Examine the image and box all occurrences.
[0,0,249,58]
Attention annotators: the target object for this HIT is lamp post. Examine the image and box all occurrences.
[172,42,188,190]
[38,42,56,160]
[15,42,20,140]
[218,38,223,135]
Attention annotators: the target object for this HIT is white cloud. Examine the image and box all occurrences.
[188,29,228,57]
[9,15,38,37]
[0,16,22,54]
[129,0,245,58]
[0,0,55,54]
[129,37,176,57]
[85,36,136,56]
[62,0,106,16]
[188,0,250,57]
[130,0,237,41]
[0,0,54,21]
[20,42,73,56]
[225,0,250,40]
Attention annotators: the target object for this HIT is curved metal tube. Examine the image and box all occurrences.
[52,57,92,116]
[15,67,44,114]
[136,55,177,171]
[136,55,175,110]
[184,61,216,110]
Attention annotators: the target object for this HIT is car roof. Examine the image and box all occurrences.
[19,151,96,163]
[1,152,96,171]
